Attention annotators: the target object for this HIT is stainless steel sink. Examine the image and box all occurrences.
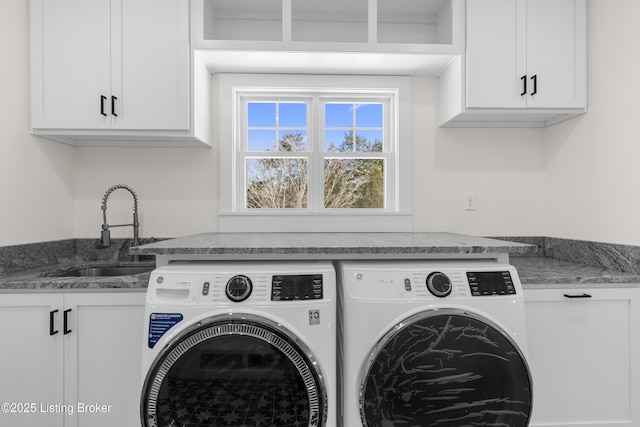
[48,265,153,277]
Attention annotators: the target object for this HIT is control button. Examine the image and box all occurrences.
[225,275,252,302]
[202,281,210,296]
[426,272,452,298]
[404,278,412,292]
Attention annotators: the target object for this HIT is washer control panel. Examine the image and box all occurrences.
[467,271,516,296]
[272,274,323,301]
[147,262,335,306]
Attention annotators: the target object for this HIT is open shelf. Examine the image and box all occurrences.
[377,0,453,44]
[194,0,463,76]
[203,0,282,41]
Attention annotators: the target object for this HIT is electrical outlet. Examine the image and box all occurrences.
[464,193,476,211]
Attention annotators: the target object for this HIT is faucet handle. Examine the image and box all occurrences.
[101,229,111,248]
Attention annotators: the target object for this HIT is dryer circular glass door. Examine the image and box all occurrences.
[360,308,532,427]
[141,315,326,427]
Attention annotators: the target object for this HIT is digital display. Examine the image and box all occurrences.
[467,271,516,296]
[271,274,323,301]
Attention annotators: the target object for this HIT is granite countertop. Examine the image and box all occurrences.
[2,232,640,290]
[511,257,640,286]
[0,260,153,291]
[129,232,535,257]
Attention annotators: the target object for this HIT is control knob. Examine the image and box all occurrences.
[226,275,252,302]
[426,272,452,298]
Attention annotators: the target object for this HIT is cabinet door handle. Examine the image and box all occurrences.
[111,96,118,117]
[520,75,527,96]
[530,75,538,95]
[564,293,592,299]
[100,95,107,116]
[49,309,59,336]
[63,309,72,335]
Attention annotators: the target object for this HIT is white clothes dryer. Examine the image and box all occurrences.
[140,261,337,427]
[338,260,533,427]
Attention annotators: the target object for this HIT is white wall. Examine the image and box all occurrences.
[0,0,75,246]
[411,77,546,236]
[1,0,638,246]
[544,0,640,245]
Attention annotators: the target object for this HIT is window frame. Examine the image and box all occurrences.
[218,74,412,232]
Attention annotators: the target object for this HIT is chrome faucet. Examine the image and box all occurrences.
[100,185,140,257]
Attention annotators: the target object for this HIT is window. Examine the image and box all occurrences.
[218,75,411,232]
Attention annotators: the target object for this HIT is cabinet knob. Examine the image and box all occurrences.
[100,95,107,117]
[563,293,592,299]
[49,309,59,335]
[530,75,538,96]
[63,309,72,335]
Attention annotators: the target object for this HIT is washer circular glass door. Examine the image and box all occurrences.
[141,315,326,427]
[360,309,532,427]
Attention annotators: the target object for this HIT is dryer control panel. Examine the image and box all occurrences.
[341,260,523,301]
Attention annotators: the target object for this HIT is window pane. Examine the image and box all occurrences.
[355,103,383,127]
[356,130,383,152]
[324,158,384,209]
[325,103,353,127]
[248,129,277,151]
[247,158,308,209]
[279,131,307,151]
[248,102,276,127]
[279,103,307,127]
[325,130,353,152]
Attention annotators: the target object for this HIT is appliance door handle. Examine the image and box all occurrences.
[49,309,59,336]
[564,293,592,299]
[100,95,107,116]
[111,96,118,117]
[530,75,538,95]
[63,309,72,335]
[520,75,527,96]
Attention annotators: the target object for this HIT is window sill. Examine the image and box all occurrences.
[219,211,412,233]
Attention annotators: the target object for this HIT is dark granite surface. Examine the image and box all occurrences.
[0,238,155,291]
[2,235,640,290]
[0,260,153,291]
[511,257,640,285]
[129,232,535,257]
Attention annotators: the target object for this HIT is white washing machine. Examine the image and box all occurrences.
[140,261,337,427]
[338,260,533,427]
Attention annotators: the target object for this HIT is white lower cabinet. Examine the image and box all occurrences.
[0,291,145,427]
[524,286,640,427]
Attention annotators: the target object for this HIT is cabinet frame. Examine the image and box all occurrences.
[0,290,146,427]
[29,0,211,147]
[438,0,587,127]
[524,285,640,427]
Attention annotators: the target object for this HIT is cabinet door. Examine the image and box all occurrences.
[466,0,527,108]
[63,292,146,427]
[30,0,111,129]
[112,0,190,130]
[525,287,640,427]
[525,0,587,108]
[0,293,65,427]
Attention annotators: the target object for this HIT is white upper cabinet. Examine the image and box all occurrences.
[192,0,464,76]
[29,0,212,147]
[439,0,587,127]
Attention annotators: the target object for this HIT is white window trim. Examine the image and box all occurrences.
[217,74,412,232]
